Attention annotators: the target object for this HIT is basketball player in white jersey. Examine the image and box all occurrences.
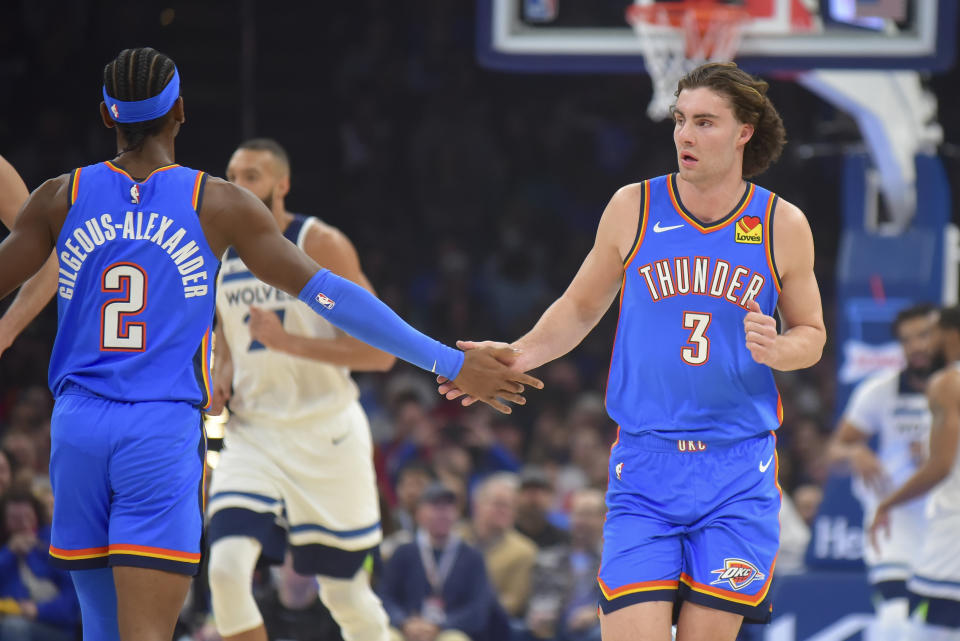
[206,139,394,641]
[828,303,939,640]
[871,305,960,639]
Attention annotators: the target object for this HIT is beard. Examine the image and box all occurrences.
[906,352,946,380]
[260,192,274,211]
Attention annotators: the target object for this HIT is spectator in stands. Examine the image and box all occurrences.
[793,484,824,527]
[0,489,80,641]
[394,462,436,536]
[379,482,502,641]
[526,489,604,641]
[515,467,569,549]
[382,462,436,560]
[0,450,12,501]
[460,472,537,617]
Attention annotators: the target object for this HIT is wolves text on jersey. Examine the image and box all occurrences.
[635,256,766,309]
[57,211,210,300]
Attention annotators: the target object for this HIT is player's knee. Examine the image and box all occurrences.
[207,536,259,593]
[208,537,264,636]
[317,570,389,638]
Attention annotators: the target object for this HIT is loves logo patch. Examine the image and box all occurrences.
[709,558,765,591]
[735,215,762,244]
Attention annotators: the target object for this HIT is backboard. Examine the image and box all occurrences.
[477,0,956,73]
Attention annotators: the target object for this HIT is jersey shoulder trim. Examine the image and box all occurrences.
[68,167,82,206]
[623,181,649,267]
[763,192,782,294]
[191,171,208,212]
[297,216,319,249]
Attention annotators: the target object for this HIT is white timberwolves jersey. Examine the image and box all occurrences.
[843,368,931,512]
[216,215,359,422]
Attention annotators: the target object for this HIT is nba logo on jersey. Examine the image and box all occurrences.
[710,558,765,591]
[111,103,120,119]
[615,462,623,481]
[315,293,336,310]
[735,216,762,244]
[130,184,140,204]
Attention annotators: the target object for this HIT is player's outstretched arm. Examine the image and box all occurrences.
[744,199,825,370]
[247,220,396,372]
[200,178,542,413]
[509,184,643,371]
[0,175,68,303]
[0,156,59,356]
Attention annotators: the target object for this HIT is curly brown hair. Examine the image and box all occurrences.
[675,62,786,178]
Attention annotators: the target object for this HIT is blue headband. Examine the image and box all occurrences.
[102,68,180,123]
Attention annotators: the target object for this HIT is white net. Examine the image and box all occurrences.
[628,2,748,121]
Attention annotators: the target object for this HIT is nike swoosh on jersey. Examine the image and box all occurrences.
[431,360,437,373]
[332,431,351,445]
[653,221,684,233]
[759,455,774,473]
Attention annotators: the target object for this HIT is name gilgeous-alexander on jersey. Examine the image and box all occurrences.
[48,162,218,407]
[606,174,783,440]
[216,215,359,423]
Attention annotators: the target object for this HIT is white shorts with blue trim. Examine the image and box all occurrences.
[909,511,960,602]
[206,401,381,559]
[861,497,926,585]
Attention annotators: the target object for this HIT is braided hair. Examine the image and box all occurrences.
[103,48,178,152]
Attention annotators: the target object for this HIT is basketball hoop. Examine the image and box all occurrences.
[627,1,750,121]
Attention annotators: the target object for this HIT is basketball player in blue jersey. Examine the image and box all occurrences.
[0,155,59,358]
[0,47,542,641]
[206,138,395,641]
[439,62,826,640]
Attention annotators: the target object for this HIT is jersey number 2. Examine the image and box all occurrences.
[681,311,711,365]
[101,263,147,351]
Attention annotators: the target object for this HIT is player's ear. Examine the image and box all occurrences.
[738,122,754,147]
[171,96,185,125]
[100,102,117,129]
[277,174,290,200]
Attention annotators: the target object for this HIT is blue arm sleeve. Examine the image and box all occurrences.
[299,270,464,380]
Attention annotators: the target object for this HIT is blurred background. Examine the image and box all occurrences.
[1,1,958,640]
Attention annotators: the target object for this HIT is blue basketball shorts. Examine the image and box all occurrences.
[48,384,206,575]
[598,429,781,622]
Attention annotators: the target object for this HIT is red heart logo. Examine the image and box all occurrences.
[738,215,761,232]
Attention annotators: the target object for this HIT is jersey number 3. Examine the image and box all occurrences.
[681,311,711,365]
[101,262,147,352]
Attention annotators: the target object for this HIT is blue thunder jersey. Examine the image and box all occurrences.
[606,174,783,441]
[48,161,219,408]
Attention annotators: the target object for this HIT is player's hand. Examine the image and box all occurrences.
[437,340,521,404]
[851,444,889,493]
[868,501,892,552]
[452,346,543,414]
[567,604,599,631]
[249,306,288,351]
[209,357,233,416]
[18,600,37,620]
[744,299,778,365]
